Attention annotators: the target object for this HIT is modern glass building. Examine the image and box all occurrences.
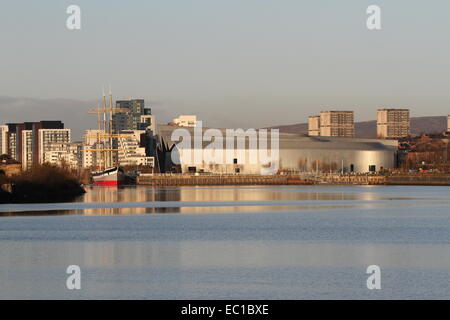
[113,99,152,133]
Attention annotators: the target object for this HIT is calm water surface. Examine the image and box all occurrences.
[0,185,449,299]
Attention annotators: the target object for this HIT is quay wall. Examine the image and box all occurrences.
[136,173,450,186]
[386,174,450,186]
[137,174,314,186]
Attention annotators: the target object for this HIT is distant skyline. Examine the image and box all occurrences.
[1,0,449,139]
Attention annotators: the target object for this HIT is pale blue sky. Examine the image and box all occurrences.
[0,0,449,136]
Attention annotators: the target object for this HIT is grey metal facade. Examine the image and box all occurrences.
[156,125,398,174]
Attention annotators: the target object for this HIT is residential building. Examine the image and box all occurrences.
[0,125,9,156]
[44,142,82,168]
[110,99,152,167]
[377,109,410,139]
[82,129,105,169]
[38,128,71,164]
[0,120,82,170]
[111,112,128,133]
[4,123,20,161]
[1,121,67,168]
[8,131,17,161]
[139,115,156,131]
[319,111,354,137]
[112,99,152,133]
[117,130,155,167]
[21,129,33,170]
[83,129,104,146]
[308,116,320,136]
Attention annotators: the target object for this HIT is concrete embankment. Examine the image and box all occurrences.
[317,174,386,185]
[306,174,450,186]
[137,174,314,186]
[385,174,450,186]
[137,173,450,186]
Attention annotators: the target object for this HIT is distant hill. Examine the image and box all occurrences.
[270,116,447,138]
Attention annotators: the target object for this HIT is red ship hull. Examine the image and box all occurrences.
[92,167,124,186]
[93,180,120,186]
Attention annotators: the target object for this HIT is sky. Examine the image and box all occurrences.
[0,0,449,139]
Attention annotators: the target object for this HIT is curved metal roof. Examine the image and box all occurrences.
[156,125,397,151]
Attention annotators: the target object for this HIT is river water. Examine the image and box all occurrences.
[0,185,449,299]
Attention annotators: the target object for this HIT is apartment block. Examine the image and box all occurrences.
[21,129,33,170]
[113,99,152,133]
[38,128,71,164]
[82,129,106,169]
[4,123,20,161]
[308,116,320,136]
[319,111,354,137]
[0,125,8,155]
[139,115,156,131]
[117,130,155,167]
[377,109,410,139]
[44,142,82,169]
[1,121,67,168]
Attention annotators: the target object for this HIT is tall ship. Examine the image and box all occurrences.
[86,88,133,186]
[91,166,124,186]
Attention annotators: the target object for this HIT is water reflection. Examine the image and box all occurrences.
[41,185,380,215]
[2,185,450,299]
[62,185,450,215]
[1,240,450,299]
[77,186,181,215]
[1,185,449,216]
[2,241,450,270]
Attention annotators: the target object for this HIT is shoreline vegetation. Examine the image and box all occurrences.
[0,164,85,204]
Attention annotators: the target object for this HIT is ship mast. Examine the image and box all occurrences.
[101,89,108,170]
[109,85,114,167]
[86,87,136,171]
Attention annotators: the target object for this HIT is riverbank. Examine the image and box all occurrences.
[136,173,450,186]
[319,173,450,186]
[0,165,85,204]
[386,174,450,186]
[137,174,315,186]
